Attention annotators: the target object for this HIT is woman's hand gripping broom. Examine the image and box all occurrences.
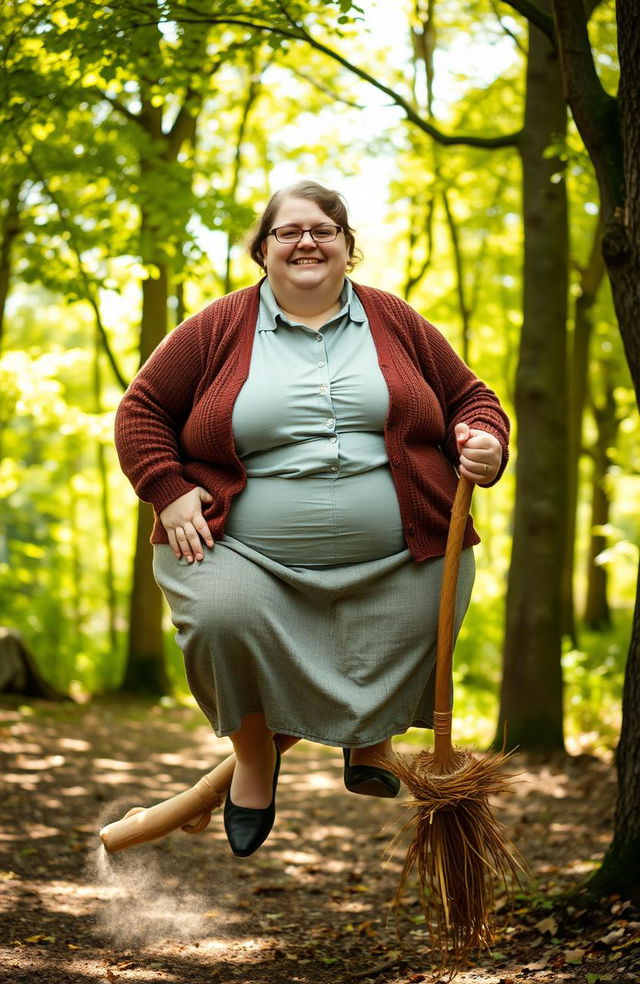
[390,475,526,968]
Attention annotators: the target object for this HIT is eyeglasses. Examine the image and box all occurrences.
[267,224,343,244]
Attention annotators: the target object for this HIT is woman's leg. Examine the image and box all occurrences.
[350,737,393,767]
[229,712,278,809]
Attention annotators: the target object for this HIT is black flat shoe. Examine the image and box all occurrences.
[224,744,281,857]
[343,748,401,799]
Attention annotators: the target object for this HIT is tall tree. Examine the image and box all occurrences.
[119,16,208,695]
[562,215,605,642]
[552,0,640,902]
[497,0,569,754]
[583,356,619,629]
[0,178,22,348]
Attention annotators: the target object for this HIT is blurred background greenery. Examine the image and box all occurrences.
[1,0,637,756]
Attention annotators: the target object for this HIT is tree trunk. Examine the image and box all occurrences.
[67,442,84,668]
[119,56,201,693]
[583,470,610,631]
[588,562,640,904]
[119,95,172,694]
[402,191,435,302]
[589,0,640,899]
[121,252,172,695]
[561,219,605,641]
[93,331,119,671]
[604,1,640,407]
[224,48,265,295]
[552,0,640,902]
[0,180,21,349]
[583,368,619,629]
[496,5,568,754]
[174,279,186,327]
[122,192,171,695]
[442,189,471,366]
[123,497,170,693]
[0,628,67,700]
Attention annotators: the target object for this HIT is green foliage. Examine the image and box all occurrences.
[0,337,132,694]
[562,621,628,751]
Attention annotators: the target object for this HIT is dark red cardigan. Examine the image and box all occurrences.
[114,281,509,561]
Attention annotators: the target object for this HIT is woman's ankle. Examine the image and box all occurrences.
[230,735,277,809]
[350,740,392,767]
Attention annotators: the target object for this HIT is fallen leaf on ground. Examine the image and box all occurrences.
[563,947,585,963]
[535,915,559,936]
[598,927,626,945]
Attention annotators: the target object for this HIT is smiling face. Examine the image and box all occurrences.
[260,196,350,313]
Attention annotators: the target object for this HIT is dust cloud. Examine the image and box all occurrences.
[87,800,225,947]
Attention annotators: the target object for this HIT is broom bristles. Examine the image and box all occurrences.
[388,747,528,970]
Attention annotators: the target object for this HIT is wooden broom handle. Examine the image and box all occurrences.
[433,475,474,743]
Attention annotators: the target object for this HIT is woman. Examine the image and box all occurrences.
[114,180,509,859]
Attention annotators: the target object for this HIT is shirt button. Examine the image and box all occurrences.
[318,361,326,368]
[330,465,338,472]
[319,384,328,394]
[315,334,323,342]
[329,436,337,444]
[325,418,335,428]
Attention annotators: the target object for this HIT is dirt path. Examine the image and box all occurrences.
[1,697,638,984]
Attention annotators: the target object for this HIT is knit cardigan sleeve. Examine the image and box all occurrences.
[114,312,208,514]
[355,285,510,484]
[414,316,510,482]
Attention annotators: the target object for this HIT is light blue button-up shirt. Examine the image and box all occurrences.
[226,277,406,566]
[232,277,390,478]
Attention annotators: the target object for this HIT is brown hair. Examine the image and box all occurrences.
[247,180,362,271]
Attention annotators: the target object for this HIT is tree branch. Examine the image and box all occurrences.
[16,143,129,390]
[442,188,472,365]
[101,92,143,126]
[490,0,527,54]
[551,0,623,217]
[499,0,556,44]
[403,192,435,302]
[287,65,364,109]
[137,6,523,150]
[166,99,198,159]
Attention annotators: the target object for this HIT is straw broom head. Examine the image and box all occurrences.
[388,743,527,970]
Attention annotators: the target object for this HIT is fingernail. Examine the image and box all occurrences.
[196,553,203,561]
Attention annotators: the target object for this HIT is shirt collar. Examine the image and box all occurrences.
[257,277,366,331]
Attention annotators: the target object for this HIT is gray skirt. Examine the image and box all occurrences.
[153,536,475,747]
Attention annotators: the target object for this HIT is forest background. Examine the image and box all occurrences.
[1,1,639,770]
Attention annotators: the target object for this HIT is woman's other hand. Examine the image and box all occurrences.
[159,488,215,562]
[455,423,502,485]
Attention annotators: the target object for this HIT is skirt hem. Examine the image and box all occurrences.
[207,717,435,748]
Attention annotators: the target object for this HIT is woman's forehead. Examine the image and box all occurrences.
[272,196,332,225]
